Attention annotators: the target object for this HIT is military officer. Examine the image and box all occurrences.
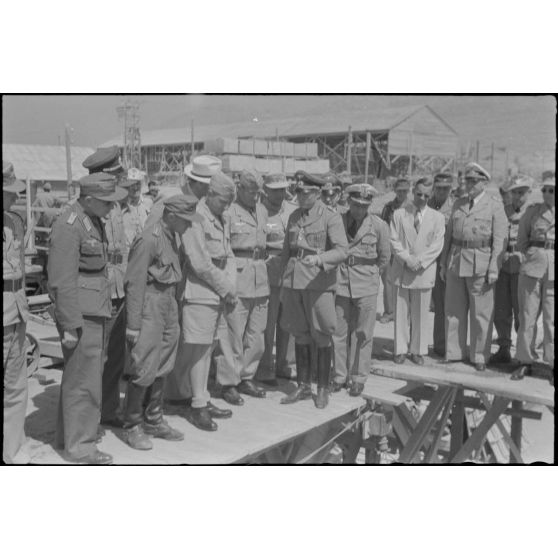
[122,195,201,449]
[427,172,455,357]
[439,163,507,371]
[320,173,344,212]
[280,170,348,409]
[48,173,127,464]
[256,173,296,385]
[512,175,555,382]
[379,178,410,324]
[490,175,533,364]
[332,184,390,396]
[3,162,31,464]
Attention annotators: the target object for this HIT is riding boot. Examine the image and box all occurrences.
[143,377,184,441]
[315,345,332,409]
[281,343,312,404]
[122,380,153,450]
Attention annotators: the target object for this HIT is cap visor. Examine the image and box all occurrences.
[265,181,290,189]
[184,165,211,184]
[90,186,128,202]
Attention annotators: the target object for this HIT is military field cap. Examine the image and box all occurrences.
[118,167,144,188]
[43,182,52,191]
[433,173,453,187]
[263,173,289,189]
[346,183,378,205]
[394,178,411,190]
[3,161,26,193]
[542,174,555,187]
[184,155,222,184]
[414,177,432,188]
[507,175,534,191]
[320,173,342,194]
[82,146,123,174]
[208,171,236,197]
[294,170,322,192]
[542,170,554,181]
[79,172,128,202]
[239,168,263,190]
[338,172,353,186]
[464,162,490,181]
[163,194,203,223]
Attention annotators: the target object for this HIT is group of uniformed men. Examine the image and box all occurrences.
[3,148,555,464]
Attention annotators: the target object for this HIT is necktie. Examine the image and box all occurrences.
[414,210,421,232]
[469,198,474,210]
[348,218,359,239]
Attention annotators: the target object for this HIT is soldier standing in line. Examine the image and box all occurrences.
[121,195,201,449]
[379,178,410,324]
[512,174,555,383]
[439,163,507,371]
[279,171,348,409]
[256,173,296,385]
[331,184,390,396]
[427,172,455,357]
[489,176,533,365]
[320,174,344,212]
[48,173,127,464]
[3,162,31,464]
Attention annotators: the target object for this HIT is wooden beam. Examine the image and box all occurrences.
[370,136,391,170]
[424,389,457,463]
[510,400,523,464]
[347,127,353,174]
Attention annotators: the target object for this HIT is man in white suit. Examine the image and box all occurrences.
[390,178,445,365]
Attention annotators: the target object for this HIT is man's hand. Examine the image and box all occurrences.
[406,255,421,271]
[301,255,321,267]
[62,329,79,349]
[224,293,238,311]
[439,265,446,282]
[126,328,140,346]
[486,271,498,285]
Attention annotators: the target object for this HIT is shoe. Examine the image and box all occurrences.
[188,406,218,432]
[237,379,266,398]
[511,364,530,381]
[489,346,512,364]
[410,354,424,366]
[222,386,245,406]
[100,416,125,429]
[315,387,329,409]
[394,354,406,364]
[207,401,232,419]
[331,382,345,393]
[379,313,393,324]
[124,424,153,450]
[348,383,364,397]
[166,398,192,406]
[281,384,312,404]
[475,363,486,372]
[74,450,113,465]
[143,420,184,441]
[281,344,313,405]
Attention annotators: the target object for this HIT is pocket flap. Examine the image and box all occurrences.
[79,276,102,290]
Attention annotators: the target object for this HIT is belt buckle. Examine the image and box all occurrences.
[347,255,355,266]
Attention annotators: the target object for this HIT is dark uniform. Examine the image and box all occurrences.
[48,173,127,463]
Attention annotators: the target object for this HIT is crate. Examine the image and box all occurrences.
[238,139,255,155]
[253,139,268,156]
[204,137,238,155]
[255,158,283,174]
[220,155,257,172]
[293,142,318,158]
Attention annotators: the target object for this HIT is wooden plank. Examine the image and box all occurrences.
[449,388,465,460]
[510,400,523,464]
[424,389,456,463]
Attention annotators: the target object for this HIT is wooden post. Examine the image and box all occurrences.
[64,124,73,200]
[347,127,352,175]
[408,131,414,177]
[190,119,195,163]
[449,388,465,460]
[490,142,495,177]
[475,140,480,162]
[364,131,371,183]
[510,401,523,464]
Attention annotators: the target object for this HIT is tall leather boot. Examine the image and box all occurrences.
[143,377,184,441]
[315,346,332,409]
[122,380,153,450]
[281,344,312,404]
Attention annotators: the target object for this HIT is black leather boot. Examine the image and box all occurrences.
[122,381,153,450]
[281,344,312,404]
[315,346,332,409]
[143,377,184,441]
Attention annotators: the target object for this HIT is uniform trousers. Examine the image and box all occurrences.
[280,288,336,347]
[381,264,395,316]
[101,297,126,422]
[493,271,520,348]
[3,322,28,464]
[445,271,495,365]
[332,294,377,386]
[516,272,554,366]
[431,262,446,355]
[56,316,106,460]
[394,286,431,356]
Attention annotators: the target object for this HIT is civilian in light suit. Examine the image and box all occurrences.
[390,178,445,365]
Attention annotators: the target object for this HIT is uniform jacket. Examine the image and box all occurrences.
[3,212,29,326]
[501,202,529,274]
[280,199,348,292]
[440,192,507,278]
[390,204,445,289]
[124,219,182,331]
[229,200,269,298]
[427,196,453,225]
[48,202,111,331]
[104,203,127,299]
[337,212,391,298]
[381,197,406,225]
[180,197,236,305]
[121,197,151,248]
[517,202,555,281]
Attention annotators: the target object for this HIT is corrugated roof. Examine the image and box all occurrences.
[2,144,95,181]
[101,104,458,148]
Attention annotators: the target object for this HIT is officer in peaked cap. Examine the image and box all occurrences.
[82,146,124,175]
[279,169,348,409]
[319,173,343,211]
[331,183,390,396]
[439,162,507,371]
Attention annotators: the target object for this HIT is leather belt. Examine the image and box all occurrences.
[345,255,378,266]
[145,282,176,294]
[267,248,283,256]
[211,257,228,270]
[506,242,518,253]
[290,247,319,259]
[452,238,491,249]
[233,248,267,260]
[107,252,124,264]
[3,278,23,292]
[529,240,555,249]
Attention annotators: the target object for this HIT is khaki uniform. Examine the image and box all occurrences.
[515,203,555,366]
[280,200,348,347]
[121,197,152,248]
[332,212,390,386]
[440,192,507,364]
[3,212,30,463]
[48,202,112,460]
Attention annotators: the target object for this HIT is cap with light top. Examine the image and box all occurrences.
[238,168,263,190]
[263,173,289,189]
[3,161,26,193]
[184,155,222,184]
[507,175,534,192]
[346,183,378,206]
[464,162,490,182]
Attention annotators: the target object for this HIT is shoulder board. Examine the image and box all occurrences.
[66,212,77,225]
[83,215,93,231]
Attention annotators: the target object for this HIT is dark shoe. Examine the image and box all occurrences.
[511,364,530,381]
[222,386,244,406]
[280,383,312,404]
[74,450,113,465]
[410,354,424,366]
[379,313,393,324]
[143,420,184,441]
[207,401,232,419]
[315,387,329,409]
[475,363,486,372]
[188,406,217,432]
[349,383,364,397]
[331,382,345,393]
[101,416,124,429]
[394,354,406,364]
[124,424,153,450]
[238,379,266,398]
[489,346,512,364]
